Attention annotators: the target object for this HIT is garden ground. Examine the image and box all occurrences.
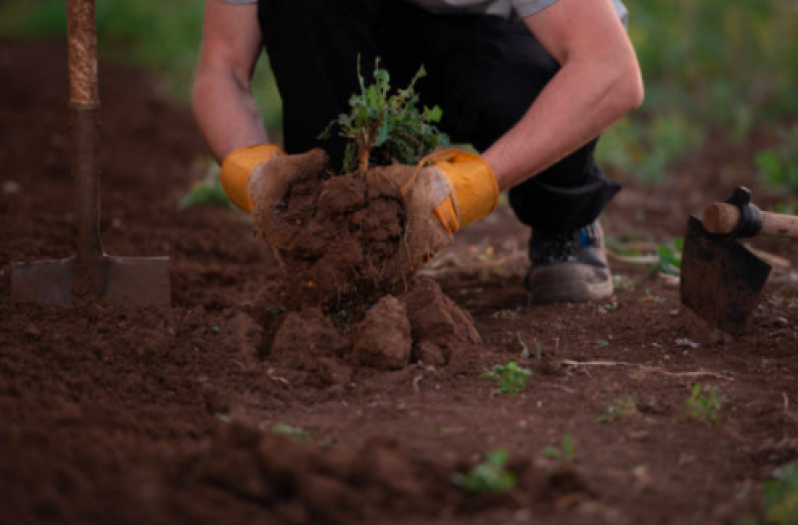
[2,40,798,525]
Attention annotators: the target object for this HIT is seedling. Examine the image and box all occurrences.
[452,449,516,494]
[597,395,637,424]
[179,162,231,210]
[482,361,532,394]
[493,309,518,319]
[762,464,798,524]
[680,384,724,422]
[542,434,576,466]
[641,287,665,304]
[651,238,683,277]
[271,423,310,441]
[613,275,636,293]
[517,332,531,359]
[742,464,798,525]
[319,57,449,176]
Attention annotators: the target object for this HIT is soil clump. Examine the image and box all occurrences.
[262,278,482,377]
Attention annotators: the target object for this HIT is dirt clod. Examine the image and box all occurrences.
[353,296,413,370]
[400,278,482,363]
[271,308,351,369]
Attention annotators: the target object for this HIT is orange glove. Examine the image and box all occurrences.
[365,149,499,271]
[415,149,500,234]
[220,144,285,212]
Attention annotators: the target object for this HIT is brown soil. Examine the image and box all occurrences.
[3,40,798,525]
[250,153,412,314]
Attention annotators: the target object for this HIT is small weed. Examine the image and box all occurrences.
[741,463,798,525]
[774,202,798,215]
[211,326,221,334]
[542,434,576,466]
[597,395,637,424]
[757,124,798,195]
[651,238,683,276]
[601,301,620,312]
[271,423,310,441]
[482,362,532,394]
[613,275,637,293]
[680,384,724,422]
[452,449,516,494]
[493,309,518,320]
[641,287,665,304]
[179,162,231,210]
[595,339,610,348]
[517,333,530,359]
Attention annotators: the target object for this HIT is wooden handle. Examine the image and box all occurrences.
[67,0,103,269]
[67,0,99,106]
[703,203,798,238]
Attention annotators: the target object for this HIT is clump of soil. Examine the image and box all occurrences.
[259,278,482,379]
[249,151,482,373]
[251,151,413,314]
[162,417,457,525]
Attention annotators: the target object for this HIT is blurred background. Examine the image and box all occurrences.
[1,0,796,201]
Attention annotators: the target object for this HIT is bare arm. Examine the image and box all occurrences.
[192,0,268,163]
[482,0,644,190]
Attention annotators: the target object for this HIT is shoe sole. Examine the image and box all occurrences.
[525,265,614,305]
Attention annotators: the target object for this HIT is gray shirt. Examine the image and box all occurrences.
[221,0,628,23]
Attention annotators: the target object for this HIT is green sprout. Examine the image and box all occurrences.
[680,384,724,422]
[319,57,450,176]
[651,237,683,276]
[542,434,576,466]
[452,449,516,494]
[481,361,532,394]
[270,423,310,441]
[762,464,798,524]
[597,395,637,424]
[179,161,231,210]
[742,464,798,525]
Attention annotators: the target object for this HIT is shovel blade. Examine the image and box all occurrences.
[680,215,771,335]
[11,255,171,307]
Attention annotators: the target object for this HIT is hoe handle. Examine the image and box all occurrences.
[703,203,798,239]
[67,0,103,270]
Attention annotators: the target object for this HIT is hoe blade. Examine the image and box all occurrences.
[11,255,171,307]
[680,216,771,335]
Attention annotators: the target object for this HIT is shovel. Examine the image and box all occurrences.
[10,0,170,306]
[680,186,798,335]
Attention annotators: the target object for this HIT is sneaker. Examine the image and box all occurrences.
[524,221,613,304]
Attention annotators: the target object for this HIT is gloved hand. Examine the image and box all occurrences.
[367,149,499,268]
[220,144,286,212]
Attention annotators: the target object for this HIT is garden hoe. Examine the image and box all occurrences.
[10,0,170,306]
[680,186,798,335]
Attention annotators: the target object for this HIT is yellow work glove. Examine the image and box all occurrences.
[415,149,500,234]
[220,144,285,212]
[365,149,499,273]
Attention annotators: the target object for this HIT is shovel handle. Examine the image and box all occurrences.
[67,0,103,269]
[703,203,798,239]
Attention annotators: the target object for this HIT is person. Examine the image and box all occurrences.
[192,0,644,304]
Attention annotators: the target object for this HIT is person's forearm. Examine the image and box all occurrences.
[483,55,643,191]
[192,67,268,164]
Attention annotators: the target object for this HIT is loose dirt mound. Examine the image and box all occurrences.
[251,152,412,313]
[262,278,482,381]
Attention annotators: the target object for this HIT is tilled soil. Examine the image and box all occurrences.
[2,40,798,525]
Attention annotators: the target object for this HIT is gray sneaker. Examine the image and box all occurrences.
[524,221,613,304]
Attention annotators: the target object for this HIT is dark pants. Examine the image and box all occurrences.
[258,0,620,232]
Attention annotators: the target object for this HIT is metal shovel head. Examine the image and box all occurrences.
[11,255,171,307]
[680,215,771,335]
